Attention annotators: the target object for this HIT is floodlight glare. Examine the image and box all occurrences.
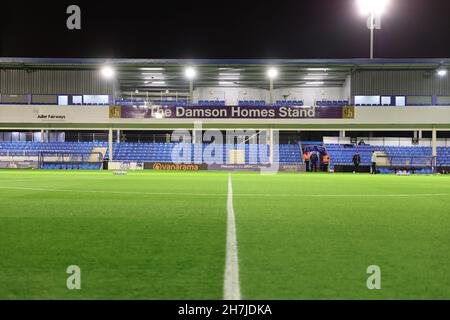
[185,67,197,80]
[437,69,447,77]
[357,0,388,16]
[100,66,115,79]
[267,68,278,79]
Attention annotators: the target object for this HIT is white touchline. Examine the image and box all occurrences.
[224,174,241,300]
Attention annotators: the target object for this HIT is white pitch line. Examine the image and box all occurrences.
[234,193,450,198]
[224,174,241,301]
[0,186,223,197]
[0,186,448,199]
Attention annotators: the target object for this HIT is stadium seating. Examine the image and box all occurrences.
[238,100,267,106]
[316,100,349,107]
[325,144,450,172]
[437,147,450,166]
[4,141,449,169]
[197,100,226,106]
[109,142,302,164]
[275,100,304,106]
[0,141,302,165]
[115,100,227,107]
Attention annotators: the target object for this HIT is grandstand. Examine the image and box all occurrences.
[0,58,449,173]
[1,58,450,300]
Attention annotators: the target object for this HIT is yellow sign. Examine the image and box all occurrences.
[342,106,355,119]
[109,106,121,119]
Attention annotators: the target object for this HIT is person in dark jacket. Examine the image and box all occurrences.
[352,152,361,173]
[310,151,318,172]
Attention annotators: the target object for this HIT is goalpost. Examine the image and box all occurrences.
[40,151,104,170]
[377,154,436,174]
[0,150,40,169]
[0,151,104,170]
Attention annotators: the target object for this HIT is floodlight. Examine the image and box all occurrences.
[140,67,164,71]
[185,67,197,80]
[437,69,447,77]
[357,0,388,16]
[357,0,389,59]
[267,67,278,79]
[100,66,115,79]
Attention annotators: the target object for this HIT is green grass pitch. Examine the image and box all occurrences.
[0,170,449,299]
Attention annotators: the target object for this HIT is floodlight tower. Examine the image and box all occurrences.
[100,65,116,162]
[267,67,278,104]
[185,67,197,103]
[357,0,389,59]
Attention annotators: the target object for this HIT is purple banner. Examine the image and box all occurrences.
[115,105,353,120]
[207,164,306,172]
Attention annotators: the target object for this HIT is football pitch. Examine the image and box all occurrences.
[0,170,450,300]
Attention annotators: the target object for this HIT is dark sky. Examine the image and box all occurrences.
[1,0,450,59]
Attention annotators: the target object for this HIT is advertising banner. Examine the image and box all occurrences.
[112,105,355,120]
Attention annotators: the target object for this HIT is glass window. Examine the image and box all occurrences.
[381,96,391,106]
[11,132,20,142]
[72,96,83,104]
[83,95,109,105]
[395,96,406,106]
[354,96,380,105]
[58,96,69,106]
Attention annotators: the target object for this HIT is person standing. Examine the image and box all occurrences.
[371,151,378,174]
[352,152,361,173]
[304,150,310,172]
[310,151,318,173]
[322,153,330,172]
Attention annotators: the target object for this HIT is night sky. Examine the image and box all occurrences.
[1,0,450,59]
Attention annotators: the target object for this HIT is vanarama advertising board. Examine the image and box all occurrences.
[144,163,208,171]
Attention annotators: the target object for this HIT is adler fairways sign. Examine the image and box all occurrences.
[110,105,355,120]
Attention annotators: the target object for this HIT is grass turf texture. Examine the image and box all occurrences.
[0,170,450,299]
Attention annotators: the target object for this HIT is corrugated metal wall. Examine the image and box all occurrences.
[351,70,450,96]
[0,69,114,95]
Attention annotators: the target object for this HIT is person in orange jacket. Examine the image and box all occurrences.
[322,153,330,172]
[304,150,310,172]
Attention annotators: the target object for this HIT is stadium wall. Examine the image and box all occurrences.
[352,70,450,96]
[1,106,450,129]
[0,69,115,95]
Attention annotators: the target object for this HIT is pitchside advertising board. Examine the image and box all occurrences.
[109,105,356,120]
[143,162,305,172]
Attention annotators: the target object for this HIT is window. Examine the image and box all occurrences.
[395,96,406,107]
[58,96,69,106]
[381,96,391,106]
[72,96,83,105]
[83,95,109,105]
[354,96,380,105]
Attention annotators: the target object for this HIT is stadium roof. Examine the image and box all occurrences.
[1,58,449,93]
